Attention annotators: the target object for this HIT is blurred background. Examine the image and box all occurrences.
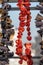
[0,1,42,65]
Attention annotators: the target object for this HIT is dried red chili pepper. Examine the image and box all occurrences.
[26,27,30,32]
[16,44,22,48]
[27,59,33,65]
[27,32,31,35]
[26,22,30,26]
[23,55,28,61]
[19,21,25,27]
[25,49,31,55]
[27,36,32,40]
[18,32,23,35]
[15,0,33,65]
[24,43,32,48]
[16,39,22,45]
[18,26,25,32]
[19,59,23,64]
[19,16,26,21]
[17,34,22,38]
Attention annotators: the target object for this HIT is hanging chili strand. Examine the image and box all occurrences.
[15,0,33,65]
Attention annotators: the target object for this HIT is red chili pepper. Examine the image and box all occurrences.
[20,6,27,12]
[17,34,22,38]
[16,39,22,45]
[16,0,33,65]
[16,44,22,48]
[26,27,30,31]
[26,22,30,26]
[27,19,31,22]
[27,59,33,65]
[18,26,25,32]
[18,0,22,2]
[24,2,31,7]
[16,48,22,54]
[23,55,28,61]
[27,36,32,40]
[25,49,31,55]
[18,32,23,35]
[20,21,25,27]
[19,59,23,64]
[19,16,26,21]
[27,15,32,19]
[20,12,27,16]
[27,11,31,15]
[24,43,32,49]
[27,55,32,59]
[27,32,31,35]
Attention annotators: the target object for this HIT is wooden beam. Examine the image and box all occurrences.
[9,56,41,59]
[0,0,43,3]
[0,7,41,12]
[8,0,38,2]
[10,7,40,10]
[7,0,43,2]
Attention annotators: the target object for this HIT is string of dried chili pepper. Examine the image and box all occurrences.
[15,0,33,65]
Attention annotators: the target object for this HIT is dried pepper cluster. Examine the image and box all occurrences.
[36,2,43,65]
[0,0,14,64]
[16,0,33,65]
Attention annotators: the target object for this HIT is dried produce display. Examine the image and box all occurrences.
[35,2,43,65]
[15,0,33,65]
[0,0,14,65]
